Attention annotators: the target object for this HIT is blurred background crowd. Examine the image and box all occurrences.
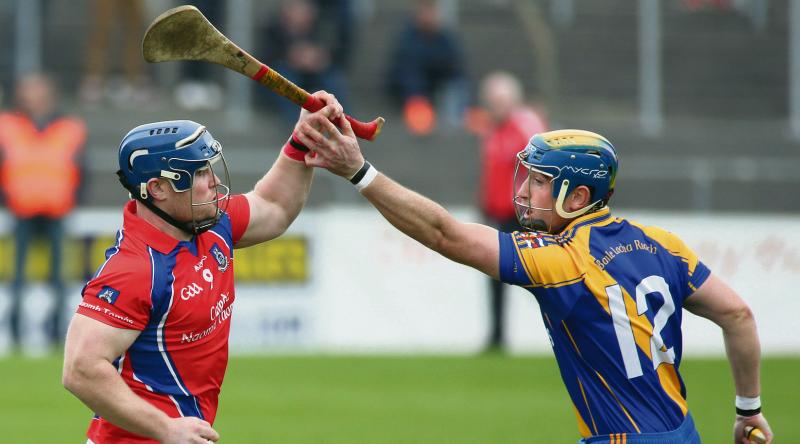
[1,0,795,210]
[0,0,798,353]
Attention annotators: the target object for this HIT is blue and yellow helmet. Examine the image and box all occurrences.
[513,129,618,227]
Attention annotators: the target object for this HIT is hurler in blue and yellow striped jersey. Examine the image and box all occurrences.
[500,211,710,444]
[503,130,709,443]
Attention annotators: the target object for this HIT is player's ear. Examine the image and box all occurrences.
[147,178,171,201]
[568,185,593,211]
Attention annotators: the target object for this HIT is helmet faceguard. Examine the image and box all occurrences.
[117,120,231,234]
[512,152,558,232]
[512,129,618,232]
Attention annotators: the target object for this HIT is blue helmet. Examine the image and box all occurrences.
[513,129,618,229]
[117,120,230,233]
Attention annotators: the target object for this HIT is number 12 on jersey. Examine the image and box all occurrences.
[606,275,677,379]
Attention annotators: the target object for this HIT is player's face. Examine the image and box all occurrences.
[160,164,220,223]
[515,170,557,232]
[189,165,222,220]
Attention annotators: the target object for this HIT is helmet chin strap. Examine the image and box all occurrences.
[554,179,604,219]
[116,170,218,235]
[142,197,218,235]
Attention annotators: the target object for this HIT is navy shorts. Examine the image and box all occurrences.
[579,413,701,444]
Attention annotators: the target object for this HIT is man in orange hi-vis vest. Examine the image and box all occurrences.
[0,73,86,351]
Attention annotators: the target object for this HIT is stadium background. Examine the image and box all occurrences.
[0,0,798,442]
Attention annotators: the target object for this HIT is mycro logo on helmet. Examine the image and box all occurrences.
[562,166,609,179]
[514,129,619,224]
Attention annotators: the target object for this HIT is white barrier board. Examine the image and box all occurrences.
[0,208,797,356]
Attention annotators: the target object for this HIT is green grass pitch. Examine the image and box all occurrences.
[1,354,797,442]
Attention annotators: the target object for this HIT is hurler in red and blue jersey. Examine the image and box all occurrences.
[75,120,250,443]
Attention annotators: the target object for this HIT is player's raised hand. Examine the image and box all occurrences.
[160,416,220,444]
[734,413,772,443]
[294,90,343,131]
[297,111,365,179]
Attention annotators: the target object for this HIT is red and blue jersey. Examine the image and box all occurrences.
[498,208,711,440]
[76,195,250,443]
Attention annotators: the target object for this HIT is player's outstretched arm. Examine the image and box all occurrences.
[683,274,773,444]
[298,114,501,279]
[62,314,220,443]
[237,91,343,248]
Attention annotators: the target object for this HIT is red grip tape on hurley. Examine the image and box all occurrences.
[302,95,324,112]
[302,94,380,140]
[251,65,269,81]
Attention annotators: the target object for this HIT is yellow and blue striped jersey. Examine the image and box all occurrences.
[498,207,710,438]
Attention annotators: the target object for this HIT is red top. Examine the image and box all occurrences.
[479,108,548,220]
[76,195,250,443]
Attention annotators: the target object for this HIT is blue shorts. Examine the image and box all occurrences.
[579,413,701,444]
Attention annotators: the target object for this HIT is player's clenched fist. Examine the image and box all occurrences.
[159,417,219,444]
[734,413,772,444]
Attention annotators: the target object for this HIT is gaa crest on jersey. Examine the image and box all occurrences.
[97,285,120,305]
[514,232,547,250]
[210,243,229,272]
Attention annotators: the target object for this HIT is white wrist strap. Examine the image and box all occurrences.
[355,166,378,191]
[736,395,761,410]
[350,161,378,192]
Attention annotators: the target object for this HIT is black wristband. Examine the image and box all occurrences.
[349,161,371,184]
[736,406,762,417]
[289,134,309,152]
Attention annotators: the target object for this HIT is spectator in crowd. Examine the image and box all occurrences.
[255,0,353,128]
[0,73,86,351]
[386,0,468,135]
[475,71,548,350]
[79,0,151,107]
